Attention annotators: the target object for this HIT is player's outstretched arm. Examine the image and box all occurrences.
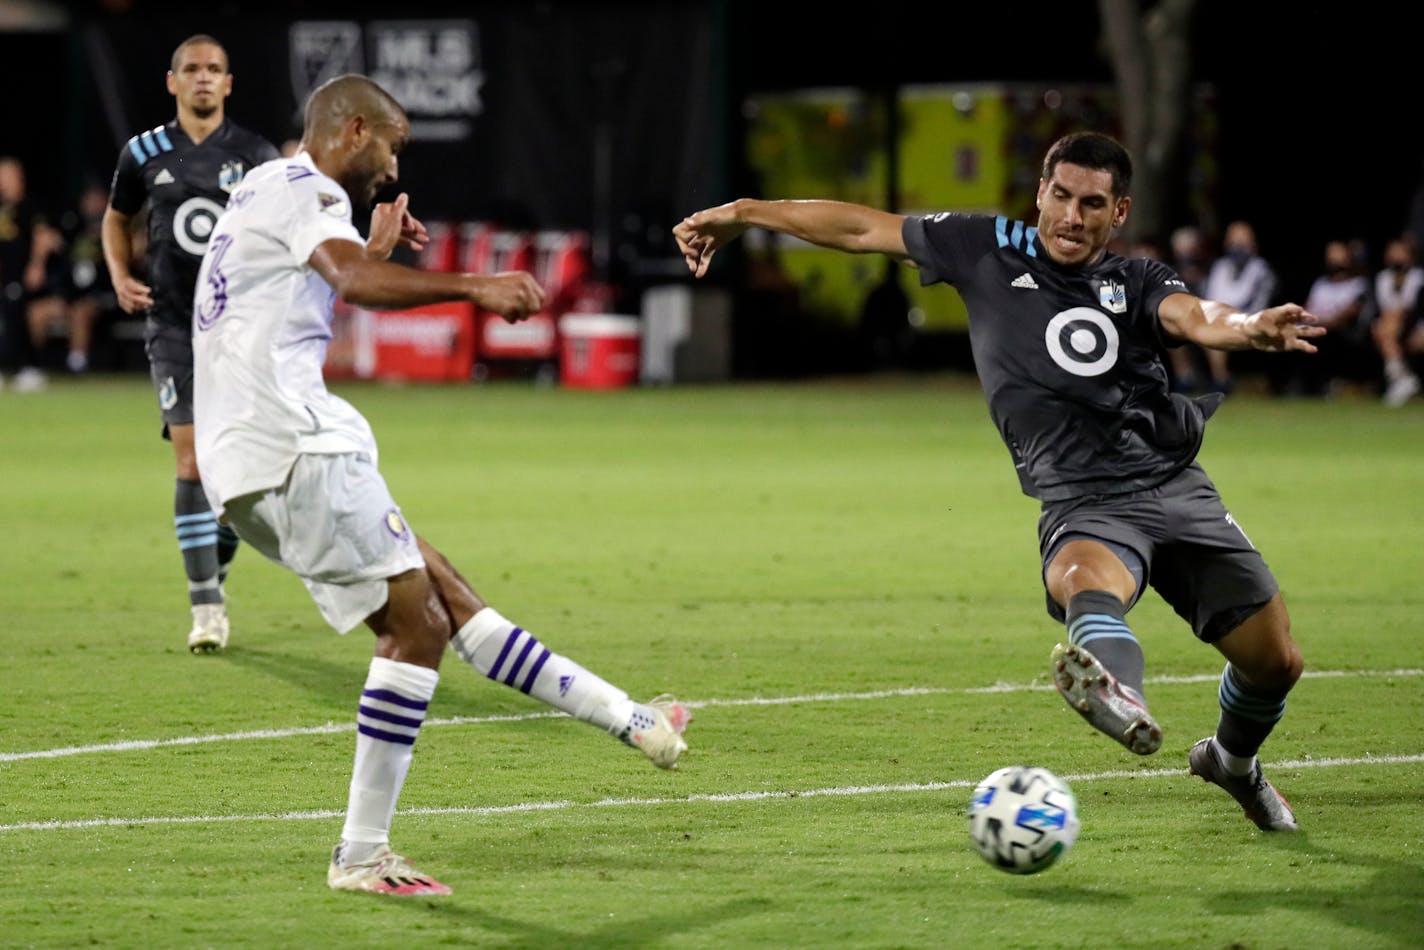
[673,198,909,278]
[1158,293,1326,353]
[310,238,544,320]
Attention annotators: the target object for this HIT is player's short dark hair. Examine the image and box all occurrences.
[171,34,228,73]
[302,74,406,138]
[1043,132,1133,198]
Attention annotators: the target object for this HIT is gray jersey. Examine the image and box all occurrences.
[903,212,1218,501]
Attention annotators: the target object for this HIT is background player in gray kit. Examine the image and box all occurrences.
[102,34,279,653]
[674,132,1324,833]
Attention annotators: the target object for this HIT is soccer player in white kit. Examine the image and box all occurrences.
[193,74,690,896]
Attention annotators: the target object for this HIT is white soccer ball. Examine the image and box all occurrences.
[968,765,1080,874]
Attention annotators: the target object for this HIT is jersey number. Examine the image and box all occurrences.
[196,234,234,331]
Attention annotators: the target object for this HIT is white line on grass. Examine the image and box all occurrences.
[3,753,1421,834]
[3,668,1420,764]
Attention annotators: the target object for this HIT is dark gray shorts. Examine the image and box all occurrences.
[144,316,193,434]
[1037,462,1278,642]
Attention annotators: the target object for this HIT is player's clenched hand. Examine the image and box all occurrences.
[1243,304,1326,353]
[366,193,427,261]
[115,275,154,314]
[672,202,748,278]
[473,271,545,322]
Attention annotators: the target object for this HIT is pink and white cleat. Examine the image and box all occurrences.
[327,845,452,896]
[624,694,691,769]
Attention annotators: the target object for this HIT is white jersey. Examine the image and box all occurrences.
[192,151,374,514]
[1375,266,1424,314]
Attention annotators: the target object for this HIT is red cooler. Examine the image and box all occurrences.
[559,314,641,389]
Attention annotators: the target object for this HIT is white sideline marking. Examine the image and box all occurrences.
[3,753,1422,834]
[2,668,1421,764]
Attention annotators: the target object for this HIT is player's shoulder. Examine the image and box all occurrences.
[119,122,179,168]
[263,155,354,216]
[915,210,996,230]
[908,210,1003,251]
[212,118,281,161]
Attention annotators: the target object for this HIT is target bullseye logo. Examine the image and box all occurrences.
[174,196,226,256]
[1045,308,1119,377]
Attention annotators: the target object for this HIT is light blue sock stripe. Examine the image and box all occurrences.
[1219,665,1287,722]
[175,513,217,525]
[179,535,219,550]
[1068,613,1136,647]
[1075,630,1138,649]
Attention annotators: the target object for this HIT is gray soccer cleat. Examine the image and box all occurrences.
[1188,737,1299,832]
[1051,642,1162,755]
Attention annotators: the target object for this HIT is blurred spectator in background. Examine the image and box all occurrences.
[1291,239,1371,396]
[1165,225,1231,394]
[20,219,98,373]
[30,182,120,373]
[0,155,46,391]
[1203,221,1276,395]
[1371,235,1424,406]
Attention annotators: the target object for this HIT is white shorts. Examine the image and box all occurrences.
[223,452,425,633]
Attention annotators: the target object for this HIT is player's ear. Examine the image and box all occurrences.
[221,73,233,98]
[165,71,178,96]
[1035,178,1047,210]
[1113,196,1131,228]
[344,113,368,147]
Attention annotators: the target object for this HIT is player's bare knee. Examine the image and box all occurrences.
[1046,549,1133,606]
[1237,638,1303,693]
[417,536,486,621]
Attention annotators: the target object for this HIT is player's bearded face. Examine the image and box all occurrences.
[347,120,406,209]
[1035,164,1128,267]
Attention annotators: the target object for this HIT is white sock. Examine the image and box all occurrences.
[451,607,635,736]
[1210,736,1256,777]
[338,656,439,861]
[1385,358,1409,382]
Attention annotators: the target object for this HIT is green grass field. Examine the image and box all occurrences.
[2,375,1421,949]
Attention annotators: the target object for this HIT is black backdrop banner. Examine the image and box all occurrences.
[9,2,722,280]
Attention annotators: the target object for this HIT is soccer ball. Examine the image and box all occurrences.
[968,765,1079,874]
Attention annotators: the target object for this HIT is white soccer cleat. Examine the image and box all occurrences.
[327,845,452,896]
[12,367,47,393]
[187,603,230,653]
[1383,373,1420,408]
[1051,642,1162,755]
[624,694,691,769]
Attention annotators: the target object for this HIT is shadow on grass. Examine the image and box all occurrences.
[393,895,774,950]
[1010,882,1134,906]
[223,645,365,705]
[1202,833,1424,946]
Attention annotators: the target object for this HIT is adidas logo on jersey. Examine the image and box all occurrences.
[153,169,176,186]
[1010,273,1038,289]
